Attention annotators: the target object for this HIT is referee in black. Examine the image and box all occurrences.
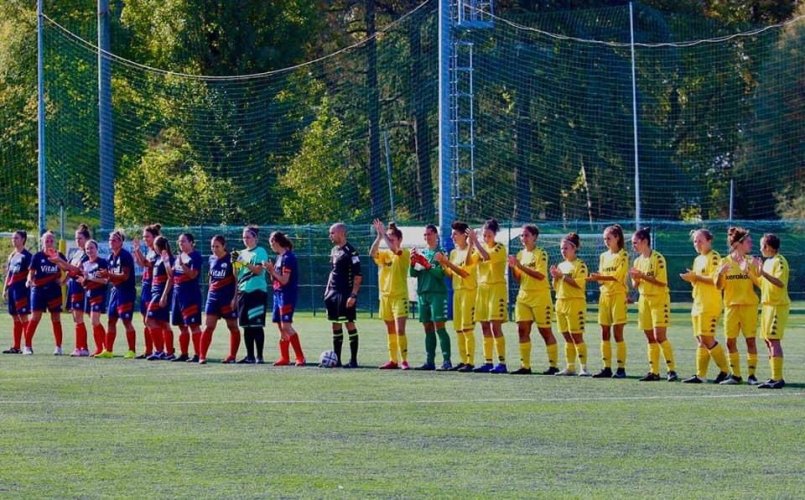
[323,223,362,367]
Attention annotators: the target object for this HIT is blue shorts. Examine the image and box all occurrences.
[140,284,152,316]
[171,290,202,326]
[66,280,85,312]
[108,288,134,319]
[30,285,62,313]
[205,292,237,319]
[272,293,296,324]
[84,292,107,314]
[6,284,30,315]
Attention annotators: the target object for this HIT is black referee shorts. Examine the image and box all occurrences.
[324,289,356,322]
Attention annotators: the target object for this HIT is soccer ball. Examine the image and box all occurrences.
[318,350,339,368]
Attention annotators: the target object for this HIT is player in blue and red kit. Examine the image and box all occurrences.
[2,231,32,354]
[80,239,110,356]
[24,231,66,355]
[267,231,305,366]
[199,235,240,364]
[132,223,162,358]
[170,233,204,362]
[146,236,176,360]
[49,224,93,356]
[97,230,138,358]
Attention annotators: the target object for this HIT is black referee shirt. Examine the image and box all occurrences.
[326,242,361,293]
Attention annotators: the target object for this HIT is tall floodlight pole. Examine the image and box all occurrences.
[37,0,46,236]
[629,2,641,228]
[438,0,454,250]
[98,0,114,231]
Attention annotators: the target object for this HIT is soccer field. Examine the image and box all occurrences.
[1,307,803,497]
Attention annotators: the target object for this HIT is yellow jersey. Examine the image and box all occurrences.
[515,246,550,295]
[761,254,790,306]
[691,250,722,315]
[477,242,507,286]
[553,258,588,301]
[373,248,410,298]
[445,246,478,291]
[718,254,760,306]
[597,249,629,296]
[633,250,669,298]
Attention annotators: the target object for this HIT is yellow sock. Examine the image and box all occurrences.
[729,351,742,377]
[546,343,558,368]
[388,334,399,363]
[456,332,466,365]
[601,340,611,369]
[660,340,676,372]
[648,343,660,374]
[771,356,783,381]
[709,343,729,373]
[519,341,531,369]
[398,334,408,362]
[695,346,710,379]
[615,341,627,369]
[747,352,758,377]
[565,342,577,371]
[575,341,587,367]
[494,336,506,364]
[483,336,494,364]
[464,330,476,365]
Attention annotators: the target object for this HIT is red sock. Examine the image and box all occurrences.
[76,323,88,350]
[125,328,136,352]
[179,331,190,356]
[229,328,240,359]
[92,324,105,354]
[151,326,164,352]
[52,319,63,348]
[143,326,153,355]
[191,331,201,356]
[12,318,23,349]
[278,338,290,361]
[105,327,116,353]
[200,328,213,359]
[164,329,175,355]
[289,333,305,361]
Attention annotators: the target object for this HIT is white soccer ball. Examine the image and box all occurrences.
[318,350,339,368]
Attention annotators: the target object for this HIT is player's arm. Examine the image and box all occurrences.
[510,256,546,281]
[268,261,291,286]
[179,255,200,280]
[756,257,785,288]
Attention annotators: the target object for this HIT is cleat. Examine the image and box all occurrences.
[273,358,291,366]
[342,360,358,369]
[449,363,466,371]
[400,361,410,370]
[22,346,33,355]
[436,360,453,371]
[511,367,532,375]
[719,375,742,385]
[172,354,189,362]
[146,351,164,361]
[592,368,613,378]
[414,363,436,371]
[712,371,729,384]
[639,372,661,381]
[747,375,759,386]
[162,353,177,361]
[256,358,265,365]
[236,357,256,364]
[221,356,237,364]
[70,348,83,357]
[3,347,22,354]
[472,363,494,373]
[79,348,91,357]
[53,346,63,356]
[542,366,560,375]
[667,371,679,382]
[198,358,207,365]
[578,368,592,377]
[96,350,114,359]
[123,350,136,360]
[295,358,306,367]
[555,368,576,376]
[490,363,508,374]
[682,375,704,384]
[379,361,399,370]
[757,379,776,389]
[612,368,627,379]
[457,364,475,372]
[135,353,149,359]
[770,379,785,389]
[187,355,200,363]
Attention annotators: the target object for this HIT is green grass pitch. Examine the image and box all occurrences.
[1,305,803,497]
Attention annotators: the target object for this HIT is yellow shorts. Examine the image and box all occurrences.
[514,290,553,328]
[379,295,408,322]
[637,295,670,330]
[452,288,476,332]
[760,305,787,341]
[556,298,585,334]
[598,293,627,326]
[475,283,508,322]
[724,305,757,339]
[691,312,720,337]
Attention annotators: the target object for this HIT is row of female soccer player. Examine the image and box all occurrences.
[371,219,790,389]
[2,224,304,365]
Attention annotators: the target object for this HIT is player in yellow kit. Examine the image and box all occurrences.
[468,219,508,373]
[755,233,789,389]
[370,219,410,370]
[586,224,629,379]
[715,226,761,385]
[507,225,559,375]
[435,221,478,372]
[550,233,590,376]
[679,229,730,384]
[630,228,678,382]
